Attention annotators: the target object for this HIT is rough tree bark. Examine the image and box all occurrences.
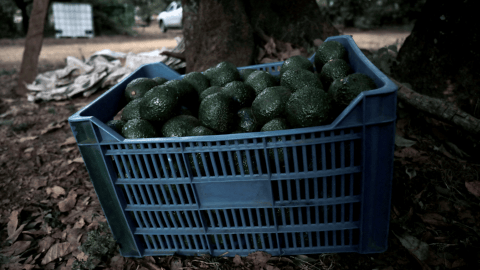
[393,0,479,118]
[181,0,339,73]
[16,0,50,96]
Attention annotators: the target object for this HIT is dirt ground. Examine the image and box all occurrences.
[0,25,410,71]
[1,25,480,270]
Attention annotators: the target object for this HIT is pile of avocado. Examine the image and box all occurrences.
[107,40,377,141]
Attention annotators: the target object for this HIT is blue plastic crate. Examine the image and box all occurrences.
[68,35,397,258]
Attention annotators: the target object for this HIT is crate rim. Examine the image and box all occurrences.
[68,35,397,144]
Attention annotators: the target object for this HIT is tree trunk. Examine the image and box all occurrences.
[182,0,339,73]
[16,0,50,97]
[393,0,479,118]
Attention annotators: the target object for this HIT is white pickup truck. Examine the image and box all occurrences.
[157,1,183,33]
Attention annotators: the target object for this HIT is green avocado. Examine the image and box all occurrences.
[182,72,210,95]
[251,86,291,126]
[314,40,348,72]
[236,107,258,133]
[239,69,257,81]
[164,79,199,115]
[280,69,323,93]
[106,119,126,133]
[124,77,158,102]
[139,85,179,122]
[260,118,291,164]
[209,61,241,87]
[121,98,143,121]
[329,73,377,113]
[121,118,157,139]
[280,55,314,76]
[222,81,256,109]
[199,86,223,103]
[319,59,353,91]
[161,115,201,137]
[245,70,277,96]
[285,86,332,128]
[152,77,168,85]
[198,92,236,133]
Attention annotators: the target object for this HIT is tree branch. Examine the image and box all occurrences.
[389,76,480,135]
[160,51,186,61]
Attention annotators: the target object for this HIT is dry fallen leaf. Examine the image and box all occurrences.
[41,242,72,265]
[32,177,48,189]
[41,121,66,135]
[61,137,77,146]
[233,255,243,266]
[73,218,85,229]
[6,223,26,243]
[1,241,31,256]
[68,157,84,164]
[46,186,66,198]
[17,136,38,143]
[419,213,450,227]
[38,236,56,253]
[264,38,277,56]
[58,191,78,212]
[7,209,21,238]
[395,233,429,261]
[246,251,271,270]
[465,181,480,197]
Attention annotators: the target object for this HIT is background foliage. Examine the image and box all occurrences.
[317,0,426,29]
[0,0,175,38]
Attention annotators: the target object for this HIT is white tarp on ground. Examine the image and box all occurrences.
[26,37,185,102]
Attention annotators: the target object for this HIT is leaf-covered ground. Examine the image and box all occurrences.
[1,28,480,269]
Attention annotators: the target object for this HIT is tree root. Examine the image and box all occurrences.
[390,76,480,135]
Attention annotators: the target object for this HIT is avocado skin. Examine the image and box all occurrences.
[239,69,257,81]
[152,77,168,85]
[329,73,376,114]
[260,118,291,165]
[280,55,314,76]
[320,59,353,90]
[198,92,236,134]
[245,71,277,96]
[121,98,143,121]
[280,69,323,93]
[182,72,210,95]
[161,115,201,137]
[236,107,258,133]
[188,126,216,136]
[107,119,126,133]
[121,118,157,139]
[314,40,348,72]
[210,62,241,87]
[286,86,332,128]
[199,86,223,102]
[203,67,217,81]
[261,118,288,132]
[251,86,291,126]
[125,78,158,102]
[164,79,199,115]
[222,81,256,109]
[139,85,179,122]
